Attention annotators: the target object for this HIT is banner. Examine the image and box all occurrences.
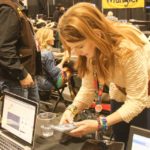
[102,0,145,9]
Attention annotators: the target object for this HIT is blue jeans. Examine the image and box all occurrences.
[3,80,40,101]
[36,75,54,91]
[36,72,62,91]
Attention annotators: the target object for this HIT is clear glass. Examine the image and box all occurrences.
[37,112,56,138]
[40,124,53,137]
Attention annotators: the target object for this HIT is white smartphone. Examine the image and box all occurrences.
[51,123,77,133]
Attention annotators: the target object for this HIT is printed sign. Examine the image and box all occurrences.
[102,0,144,9]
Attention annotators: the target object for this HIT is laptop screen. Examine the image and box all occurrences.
[127,126,150,150]
[1,92,38,145]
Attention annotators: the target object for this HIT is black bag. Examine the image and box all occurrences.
[81,139,108,150]
[80,139,124,150]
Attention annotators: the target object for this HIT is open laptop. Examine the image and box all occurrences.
[127,125,150,150]
[0,91,39,150]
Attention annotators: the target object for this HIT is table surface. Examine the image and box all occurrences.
[34,113,124,150]
[34,113,82,150]
[34,133,124,150]
[34,133,85,150]
[34,113,85,150]
[0,100,124,150]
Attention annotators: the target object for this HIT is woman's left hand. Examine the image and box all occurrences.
[69,120,98,137]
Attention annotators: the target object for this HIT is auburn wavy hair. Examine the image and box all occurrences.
[58,2,145,82]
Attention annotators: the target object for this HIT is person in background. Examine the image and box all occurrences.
[53,5,60,22]
[53,4,65,23]
[0,0,42,101]
[37,0,47,16]
[58,6,65,20]
[35,27,73,91]
[106,11,118,22]
[58,2,150,147]
[35,27,64,57]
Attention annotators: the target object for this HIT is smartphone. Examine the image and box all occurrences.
[51,123,77,133]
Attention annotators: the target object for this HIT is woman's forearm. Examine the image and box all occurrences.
[106,111,123,127]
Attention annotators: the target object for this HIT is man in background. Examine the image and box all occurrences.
[53,4,65,22]
[0,0,42,101]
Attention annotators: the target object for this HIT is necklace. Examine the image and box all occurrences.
[93,68,104,140]
[93,68,103,116]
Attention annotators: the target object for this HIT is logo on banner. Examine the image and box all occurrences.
[102,0,144,9]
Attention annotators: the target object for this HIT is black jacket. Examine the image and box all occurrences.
[0,0,42,81]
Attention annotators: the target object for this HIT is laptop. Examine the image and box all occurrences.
[127,125,150,150]
[0,91,39,150]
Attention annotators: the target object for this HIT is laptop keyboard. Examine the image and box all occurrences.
[0,134,24,150]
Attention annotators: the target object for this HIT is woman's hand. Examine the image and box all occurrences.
[69,120,98,137]
[59,110,75,124]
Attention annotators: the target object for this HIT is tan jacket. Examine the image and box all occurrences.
[72,31,150,123]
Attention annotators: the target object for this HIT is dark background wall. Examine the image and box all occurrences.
[28,0,150,22]
[28,0,74,18]
[27,0,38,18]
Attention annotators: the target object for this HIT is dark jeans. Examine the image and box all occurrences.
[1,80,40,101]
[111,100,150,147]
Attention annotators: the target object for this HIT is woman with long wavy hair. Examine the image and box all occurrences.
[58,2,150,146]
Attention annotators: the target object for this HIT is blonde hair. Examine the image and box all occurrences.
[35,27,54,50]
[58,2,145,82]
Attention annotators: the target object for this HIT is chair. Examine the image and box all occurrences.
[67,73,81,99]
[39,65,72,112]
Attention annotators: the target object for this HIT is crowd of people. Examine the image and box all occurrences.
[0,1,150,150]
